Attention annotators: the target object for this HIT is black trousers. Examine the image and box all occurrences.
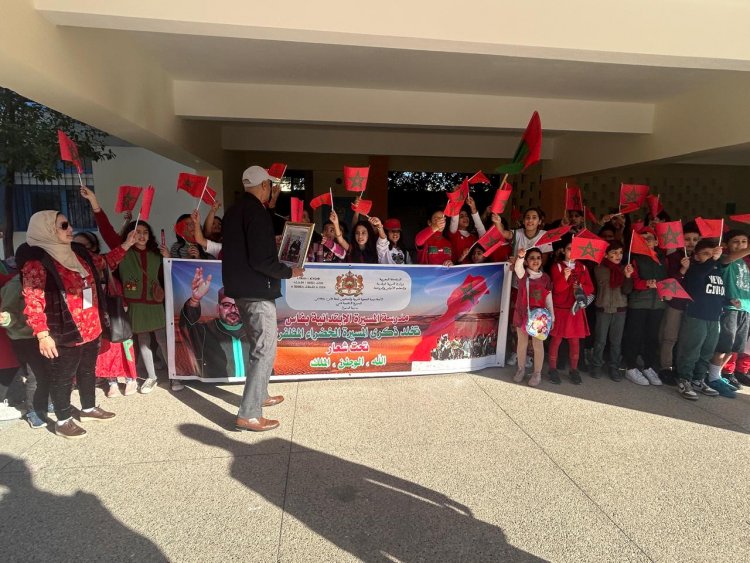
[5,338,50,413]
[623,308,664,371]
[44,338,101,421]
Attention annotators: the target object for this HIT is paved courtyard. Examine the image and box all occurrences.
[1,368,749,562]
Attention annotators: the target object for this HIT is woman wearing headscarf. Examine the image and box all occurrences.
[16,211,136,439]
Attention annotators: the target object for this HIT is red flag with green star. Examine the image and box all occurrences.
[476,226,505,250]
[630,230,660,263]
[115,186,143,213]
[570,236,608,264]
[343,166,369,192]
[536,225,571,246]
[444,198,464,217]
[654,221,684,250]
[448,179,470,203]
[140,186,155,221]
[565,186,583,212]
[619,184,649,209]
[409,274,491,361]
[490,187,512,214]
[267,163,287,180]
[351,198,373,215]
[495,111,542,175]
[290,197,305,222]
[57,130,84,174]
[657,278,692,301]
[310,192,333,210]
[695,217,724,238]
[468,171,491,185]
[177,172,209,197]
[575,228,604,241]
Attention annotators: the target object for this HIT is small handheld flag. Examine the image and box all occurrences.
[310,192,333,210]
[115,186,143,213]
[343,166,369,192]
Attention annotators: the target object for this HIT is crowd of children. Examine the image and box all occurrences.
[2,181,749,433]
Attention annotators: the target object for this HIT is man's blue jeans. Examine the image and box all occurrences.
[235,299,276,420]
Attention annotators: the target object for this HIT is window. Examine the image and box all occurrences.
[13,161,96,231]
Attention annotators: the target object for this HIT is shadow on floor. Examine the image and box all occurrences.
[180,422,545,562]
[0,454,167,561]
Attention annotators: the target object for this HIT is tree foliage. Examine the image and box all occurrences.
[388,171,499,194]
[0,86,115,255]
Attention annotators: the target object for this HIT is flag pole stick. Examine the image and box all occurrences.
[77,172,84,187]
[195,176,209,212]
[719,218,725,246]
[627,233,634,264]
[134,212,141,232]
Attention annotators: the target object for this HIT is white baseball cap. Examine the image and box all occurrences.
[242,165,273,188]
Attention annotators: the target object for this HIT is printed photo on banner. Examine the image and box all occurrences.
[278,222,314,268]
[164,260,511,382]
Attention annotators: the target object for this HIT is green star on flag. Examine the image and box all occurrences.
[654,221,685,250]
[619,184,649,208]
[115,185,143,213]
[657,278,692,301]
[344,166,369,192]
[570,236,607,264]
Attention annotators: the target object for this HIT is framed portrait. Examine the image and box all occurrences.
[278,222,314,268]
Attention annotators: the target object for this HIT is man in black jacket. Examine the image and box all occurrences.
[222,166,304,432]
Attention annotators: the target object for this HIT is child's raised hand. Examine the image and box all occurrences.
[680,256,691,269]
[646,279,657,289]
[624,263,634,278]
[711,246,723,260]
[517,248,526,259]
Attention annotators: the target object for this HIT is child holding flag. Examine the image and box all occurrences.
[674,240,725,400]
[707,230,750,396]
[547,238,595,384]
[591,241,634,381]
[448,196,486,264]
[415,210,453,266]
[622,227,667,386]
[512,247,554,387]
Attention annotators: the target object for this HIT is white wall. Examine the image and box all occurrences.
[92,146,199,250]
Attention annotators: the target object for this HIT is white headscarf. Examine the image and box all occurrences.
[26,211,89,278]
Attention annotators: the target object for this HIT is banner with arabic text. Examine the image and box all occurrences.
[165,260,510,381]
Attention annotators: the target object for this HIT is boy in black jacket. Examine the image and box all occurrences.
[675,240,726,400]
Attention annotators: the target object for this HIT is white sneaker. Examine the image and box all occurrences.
[0,399,24,421]
[506,353,518,366]
[642,367,662,386]
[692,379,720,396]
[139,378,158,394]
[170,380,185,392]
[678,378,699,400]
[625,368,650,386]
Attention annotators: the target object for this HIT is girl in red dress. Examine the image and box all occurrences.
[548,239,595,384]
[512,247,554,387]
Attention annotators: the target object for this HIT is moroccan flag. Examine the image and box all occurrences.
[620,202,641,214]
[490,187,512,214]
[444,198,464,217]
[483,239,509,258]
[657,278,693,301]
[570,236,608,264]
[115,186,143,213]
[199,186,217,205]
[575,228,603,240]
[177,172,209,197]
[631,219,645,234]
[290,197,304,222]
[476,226,504,250]
[174,216,196,243]
[695,217,724,238]
[57,130,83,174]
[536,225,571,246]
[630,230,659,263]
[654,221,685,250]
[646,194,663,218]
[343,166,369,192]
[140,186,155,221]
[352,198,373,215]
[495,111,542,174]
[409,274,491,361]
[565,186,583,212]
[267,163,287,179]
[468,170,491,185]
[310,192,333,210]
[584,207,598,226]
[729,214,750,224]
[619,184,649,209]
[447,179,470,203]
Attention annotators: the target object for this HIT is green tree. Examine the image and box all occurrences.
[0,87,114,256]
